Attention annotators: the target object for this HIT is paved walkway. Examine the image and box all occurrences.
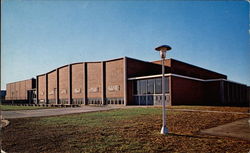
[2,106,249,119]
[2,106,122,119]
[200,118,250,141]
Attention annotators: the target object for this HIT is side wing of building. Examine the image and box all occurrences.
[5,78,36,103]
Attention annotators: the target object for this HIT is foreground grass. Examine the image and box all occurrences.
[2,107,249,153]
[0,105,56,111]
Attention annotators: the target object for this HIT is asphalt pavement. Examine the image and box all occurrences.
[1,105,122,119]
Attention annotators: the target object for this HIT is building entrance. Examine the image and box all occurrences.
[132,77,170,105]
[133,94,170,105]
[27,89,36,104]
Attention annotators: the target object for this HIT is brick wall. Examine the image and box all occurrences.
[20,80,26,100]
[204,81,221,105]
[48,70,57,100]
[5,79,35,101]
[126,57,163,78]
[72,63,84,99]
[10,83,15,99]
[59,66,69,100]
[153,59,227,79]
[6,83,11,100]
[171,76,205,105]
[105,59,124,98]
[15,81,20,99]
[152,60,171,67]
[87,62,102,98]
[38,75,46,101]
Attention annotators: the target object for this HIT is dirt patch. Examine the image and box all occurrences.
[167,106,249,113]
[2,108,250,153]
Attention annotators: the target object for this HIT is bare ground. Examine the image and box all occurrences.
[2,107,250,153]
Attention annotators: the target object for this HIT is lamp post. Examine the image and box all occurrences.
[155,45,172,135]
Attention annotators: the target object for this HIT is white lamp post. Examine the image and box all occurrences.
[155,45,172,135]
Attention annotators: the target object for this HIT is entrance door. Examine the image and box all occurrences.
[27,90,34,104]
[154,94,170,105]
[147,95,154,105]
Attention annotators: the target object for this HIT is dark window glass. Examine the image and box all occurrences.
[133,81,139,95]
[140,80,147,94]
[165,77,169,93]
[147,79,154,94]
[155,78,162,94]
[155,77,169,94]
[137,81,140,94]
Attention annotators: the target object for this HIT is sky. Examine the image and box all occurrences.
[1,0,250,89]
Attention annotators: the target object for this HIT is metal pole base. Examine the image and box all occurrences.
[160,126,168,135]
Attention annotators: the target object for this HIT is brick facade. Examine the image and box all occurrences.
[6,57,249,106]
[5,78,35,101]
[48,70,57,103]
[37,75,46,102]
[87,62,102,99]
[105,59,124,98]
[59,66,69,104]
[153,59,227,80]
[171,76,205,105]
[71,63,84,100]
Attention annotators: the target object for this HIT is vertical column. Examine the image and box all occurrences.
[56,69,59,105]
[36,76,39,104]
[68,64,72,105]
[45,73,48,104]
[123,57,127,106]
[83,63,88,105]
[101,62,106,105]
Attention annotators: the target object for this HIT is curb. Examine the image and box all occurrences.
[1,119,10,128]
[1,150,6,153]
[1,119,9,153]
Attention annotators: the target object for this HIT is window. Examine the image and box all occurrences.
[155,78,162,94]
[133,81,140,95]
[140,80,147,94]
[154,77,169,94]
[165,77,169,93]
[133,77,169,95]
[147,79,154,94]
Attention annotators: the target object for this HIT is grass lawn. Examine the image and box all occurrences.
[0,105,56,111]
[2,107,249,153]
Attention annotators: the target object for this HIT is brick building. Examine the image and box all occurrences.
[5,57,249,106]
[5,78,36,104]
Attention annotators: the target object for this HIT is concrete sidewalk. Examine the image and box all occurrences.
[2,105,249,119]
[200,118,250,141]
[1,106,122,119]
